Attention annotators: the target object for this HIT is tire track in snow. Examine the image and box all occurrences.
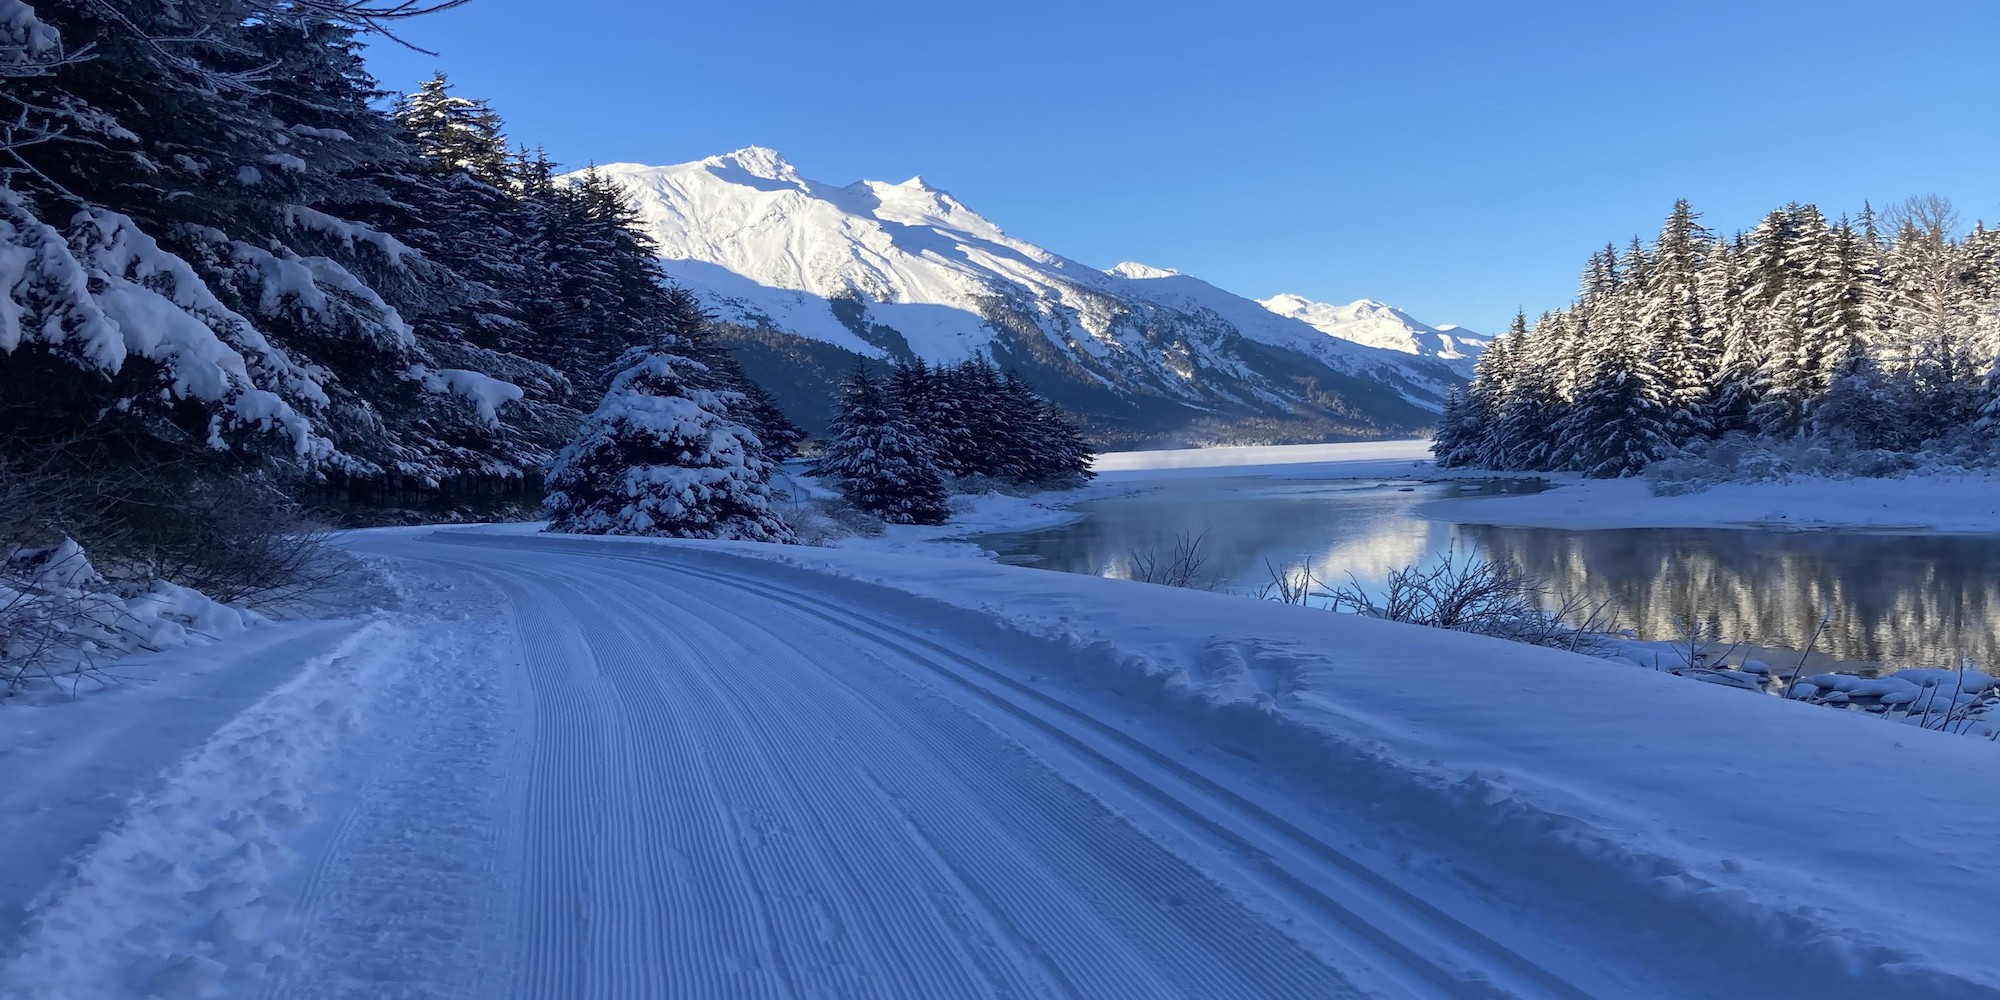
[517,561,1087,999]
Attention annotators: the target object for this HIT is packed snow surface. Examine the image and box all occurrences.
[5,526,1996,998]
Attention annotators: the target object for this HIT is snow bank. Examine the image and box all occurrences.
[564,536,2000,997]
[1422,471,2000,534]
[826,486,1109,558]
[2,540,262,703]
[0,618,419,1000]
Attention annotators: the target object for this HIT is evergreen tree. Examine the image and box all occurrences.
[1706,235,1763,436]
[1642,200,1716,445]
[1492,313,1559,470]
[991,372,1051,481]
[1565,348,1673,478]
[737,382,807,461]
[397,73,511,184]
[818,366,950,525]
[1027,399,1098,487]
[544,348,794,541]
[1429,388,1487,468]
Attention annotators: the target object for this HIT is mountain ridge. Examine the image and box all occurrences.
[580,148,1474,445]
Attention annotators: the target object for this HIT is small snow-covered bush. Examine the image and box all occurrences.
[2,539,260,699]
[1644,427,2000,496]
[1646,433,1931,495]
[779,496,888,547]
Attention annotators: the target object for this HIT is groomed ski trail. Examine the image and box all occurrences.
[290,532,1602,1000]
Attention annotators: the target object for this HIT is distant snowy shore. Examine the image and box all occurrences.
[1074,439,2000,536]
[1419,468,2000,534]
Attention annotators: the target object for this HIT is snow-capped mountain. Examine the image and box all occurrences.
[584,148,1471,444]
[1258,294,1489,372]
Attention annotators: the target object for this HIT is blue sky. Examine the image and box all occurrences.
[363,0,2000,334]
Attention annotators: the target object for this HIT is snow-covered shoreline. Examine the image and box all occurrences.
[1082,439,2000,537]
[1420,469,2000,535]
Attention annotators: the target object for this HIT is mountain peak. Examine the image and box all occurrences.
[1108,261,1180,280]
[704,145,799,182]
[1257,292,1486,366]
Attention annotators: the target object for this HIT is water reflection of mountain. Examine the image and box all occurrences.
[987,483,1452,592]
[1458,526,2000,669]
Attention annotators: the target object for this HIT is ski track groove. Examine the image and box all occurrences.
[558,567,1090,1000]
[566,558,1358,1000]
[535,563,1083,1000]
[543,539,1595,1000]
[271,532,1620,999]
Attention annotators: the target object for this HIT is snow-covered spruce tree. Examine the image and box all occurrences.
[818,366,950,525]
[934,360,1002,476]
[544,348,794,541]
[736,381,808,461]
[652,285,806,459]
[0,2,580,504]
[1028,399,1098,487]
[1491,312,1563,471]
[1643,200,1717,447]
[1429,388,1487,468]
[1565,349,1673,478]
[888,358,957,473]
[991,371,1054,481]
[398,73,512,185]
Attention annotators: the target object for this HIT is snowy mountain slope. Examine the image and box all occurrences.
[581,150,1470,445]
[1259,293,1490,371]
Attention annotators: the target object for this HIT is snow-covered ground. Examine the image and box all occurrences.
[9,443,2000,998]
[7,526,1995,998]
[1421,469,2000,534]
[1092,438,1444,482]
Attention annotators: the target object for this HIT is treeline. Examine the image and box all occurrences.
[816,359,1095,524]
[1434,198,2000,477]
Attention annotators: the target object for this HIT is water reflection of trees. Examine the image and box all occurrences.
[1457,526,2000,668]
[995,491,1446,592]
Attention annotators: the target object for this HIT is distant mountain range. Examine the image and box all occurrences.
[580,148,1486,445]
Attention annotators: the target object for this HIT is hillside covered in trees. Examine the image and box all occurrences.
[1435,198,2000,479]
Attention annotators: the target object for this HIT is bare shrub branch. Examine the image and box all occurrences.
[1126,531,1219,590]
[1322,547,1616,653]
[1251,557,1317,605]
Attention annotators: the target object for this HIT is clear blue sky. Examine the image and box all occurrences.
[363,0,2000,334]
